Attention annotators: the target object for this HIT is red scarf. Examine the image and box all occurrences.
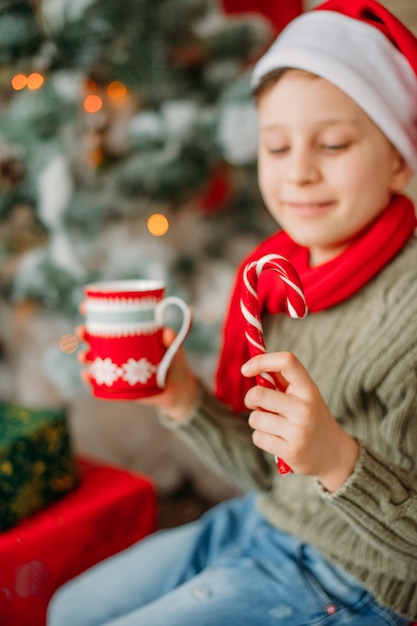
[215,194,417,413]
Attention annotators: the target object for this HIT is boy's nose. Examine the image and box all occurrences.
[285,149,320,185]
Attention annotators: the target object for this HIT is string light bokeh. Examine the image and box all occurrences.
[11,72,44,91]
[107,81,127,100]
[83,94,103,113]
[147,214,169,237]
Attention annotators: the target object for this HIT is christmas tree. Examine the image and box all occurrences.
[0,0,312,500]
[0,0,280,399]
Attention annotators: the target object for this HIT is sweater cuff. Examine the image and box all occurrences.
[315,439,367,499]
[315,439,412,508]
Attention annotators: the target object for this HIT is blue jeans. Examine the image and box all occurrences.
[47,492,410,626]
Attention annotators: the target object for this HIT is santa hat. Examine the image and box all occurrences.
[251,0,417,172]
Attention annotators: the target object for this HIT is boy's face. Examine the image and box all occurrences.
[257,70,411,265]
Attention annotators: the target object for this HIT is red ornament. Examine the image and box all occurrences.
[198,168,232,214]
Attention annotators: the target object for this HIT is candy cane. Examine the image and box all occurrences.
[240,253,308,475]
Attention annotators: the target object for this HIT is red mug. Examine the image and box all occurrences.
[83,280,192,399]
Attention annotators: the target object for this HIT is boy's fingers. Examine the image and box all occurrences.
[75,324,87,341]
[81,369,92,386]
[79,301,86,315]
[242,352,308,387]
[77,350,89,364]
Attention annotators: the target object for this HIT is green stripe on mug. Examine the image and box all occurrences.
[86,309,156,325]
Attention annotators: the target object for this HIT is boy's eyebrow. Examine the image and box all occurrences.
[260,119,360,131]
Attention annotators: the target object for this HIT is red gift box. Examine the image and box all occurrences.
[0,457,157,626]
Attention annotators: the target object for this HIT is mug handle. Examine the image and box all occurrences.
[155,296,192,388]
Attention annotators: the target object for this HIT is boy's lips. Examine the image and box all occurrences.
[283,200,335,215]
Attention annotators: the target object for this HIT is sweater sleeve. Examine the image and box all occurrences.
[317,440,417,567]
[316,342,417,568]
[159,381,275,492]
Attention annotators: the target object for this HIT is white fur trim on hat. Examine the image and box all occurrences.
[252,11,417,172]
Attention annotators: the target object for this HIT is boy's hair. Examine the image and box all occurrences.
[252,69,287,102]
[251,0,417,172]
[252,68,318,103]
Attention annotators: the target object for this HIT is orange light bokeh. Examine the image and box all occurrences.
[147,213,169,237]
[84,94,103,113]
[27,72,45,90]
[107,81,127,100]
[59,334,79,354]
[11,74,27,90]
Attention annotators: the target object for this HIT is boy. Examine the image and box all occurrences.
[48,1,417,623]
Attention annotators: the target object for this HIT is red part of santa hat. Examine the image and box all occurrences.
[252,0,417,171]
[317,0,417,75]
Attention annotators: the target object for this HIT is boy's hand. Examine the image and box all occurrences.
[76,324,198,423]
[242,351,359,492]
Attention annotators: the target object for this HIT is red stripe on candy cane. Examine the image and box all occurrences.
[240,253,308,475]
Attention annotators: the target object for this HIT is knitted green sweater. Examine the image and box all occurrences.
[163,236,417,621]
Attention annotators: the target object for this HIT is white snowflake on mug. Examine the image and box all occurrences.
[89,357,122,386]
[121,357,157,386]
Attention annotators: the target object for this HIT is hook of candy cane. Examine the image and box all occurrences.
[240,253,308,475]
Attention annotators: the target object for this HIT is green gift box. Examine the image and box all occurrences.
[0,401,79,531]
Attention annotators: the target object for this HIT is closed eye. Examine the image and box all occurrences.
[267,146,289,155]
[321,143,350,153]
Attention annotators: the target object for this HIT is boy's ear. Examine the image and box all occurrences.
[390,151,414,192]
